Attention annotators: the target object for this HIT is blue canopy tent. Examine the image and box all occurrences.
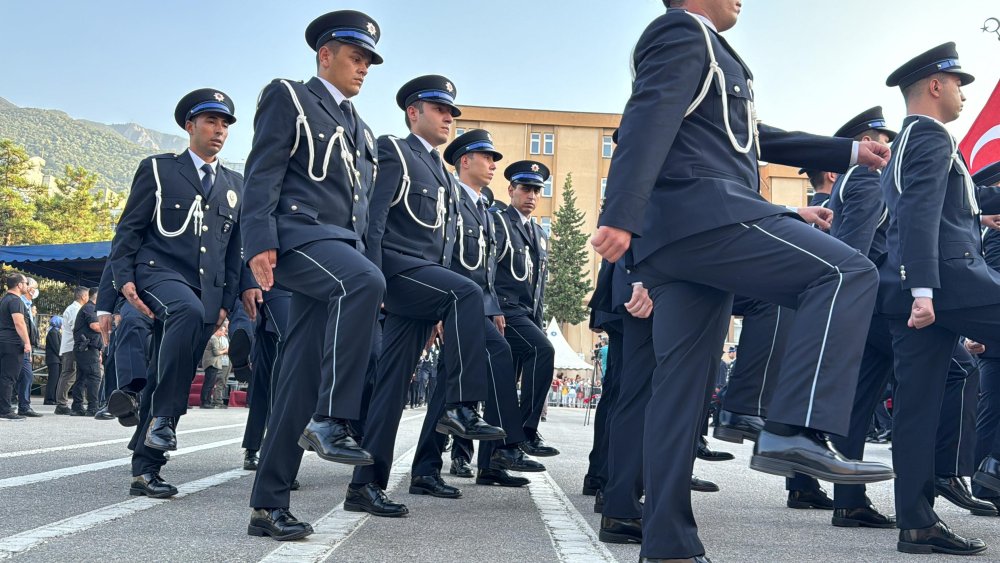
[0,241,111,286]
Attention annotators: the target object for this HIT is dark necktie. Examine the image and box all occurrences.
[430,149,446,177]
[477,198,489,226]
[201,163,214,196]
[339,99,356,136]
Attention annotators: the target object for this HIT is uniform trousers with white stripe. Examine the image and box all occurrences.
[419,318,526,477]
[504,315,556,437]
[633,214,877,559]
[128,279,215,477]
[974,357,1000,499]
[353,262,487,490]
[109,302,152,397]
[249,240,384,510]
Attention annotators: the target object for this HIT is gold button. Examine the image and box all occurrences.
[200,247,207,253]
[734,85,741,93]
[291,205,298,211]
[422,189,428,194]
[965,252,971,257]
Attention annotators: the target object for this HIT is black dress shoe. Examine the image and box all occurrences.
[449,457,474,478]
[582,473,602,496]
[787,487,833,509]
[43,400,56,405]
[898,521,987,555]
[344,483,409,517]
[409,474,462,498]
[520,433,560,457]
[639,556,711,562]
[691,475,719,493]
[291,479,300,491]
[94,407,115,420]
[436,404,506,441]
[69,409,87,416]
[118,412,139,427]
[599,516,641,544]
[298,418,373,466]
[54,405,71,415]
[491,446,546,472]
[832,503,896,528]
[696,437,734,462]
[973,455,1000,495]
[19,409,42,418]
[750,429,894,484]
[476,468,530,487]
[594,489,604,513]
[936,475,998,516]
[713,410,764,444]
[248,508,313,541]
[107,389,139,419]
[144,417,177,451]
[84,408,98,417]
[243,450,259,471]
[200,404,215,409]
[129,472,178,498]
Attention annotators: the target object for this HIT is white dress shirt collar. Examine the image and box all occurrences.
[316,75,348,105]
[188,149,217,180]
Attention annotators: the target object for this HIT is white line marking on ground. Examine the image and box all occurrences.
[528,471,618,562]
[0,438,242,490]
[0,468,250,559]
[0,423,246,459]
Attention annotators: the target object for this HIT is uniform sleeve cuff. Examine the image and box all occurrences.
[910,288,933,299]
[849,141,859,167]
[97,311,111,317]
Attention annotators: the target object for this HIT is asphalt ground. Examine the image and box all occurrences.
[2,404,999,562]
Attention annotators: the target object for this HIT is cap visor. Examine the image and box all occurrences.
[336,38,383,64]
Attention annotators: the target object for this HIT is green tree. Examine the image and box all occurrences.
[545,172,592,325]
[0,139,46,245]
[36,165,119,243]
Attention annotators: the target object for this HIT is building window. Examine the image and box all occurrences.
[530,133,541,155]
[455,127,466,137]
[543,133,555,155]
[602,135,613,158]
[600,178,607,199]
[540,216,552,236]
[542,177,553,198]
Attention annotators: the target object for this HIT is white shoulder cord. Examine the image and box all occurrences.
[837,166,859,205]
[456,214,486,270]
[494,212,531,281]
[385,136,446,230]
[683,12,759,157]
[279,80,359,188]
[891,120,979,216]
[151,158,203,238]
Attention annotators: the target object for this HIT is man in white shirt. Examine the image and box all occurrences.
[54,287,88,414]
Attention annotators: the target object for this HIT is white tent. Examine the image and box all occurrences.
[545,318,593,371]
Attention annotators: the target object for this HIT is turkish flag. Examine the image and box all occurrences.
[960,79,1000,174]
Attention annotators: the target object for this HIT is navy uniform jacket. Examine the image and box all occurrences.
[598,10,854,264]
[810,192,831,208]
[241,77,377,260]
[980,228,1000,359]
[109,151,244,324]
[448,187,501,317]
[493,205,548,327]
[828,166,887,262]
[878,115,1000,315]
[588,259,623,332]
[96,260,123,315]
[366,133,459,278]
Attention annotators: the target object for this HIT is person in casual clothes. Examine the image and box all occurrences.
[44,316,62,404]
[55,287,88,415]
[72,287,103,416]
[1,273,32,421]
[15,277,41,417]
[201,325,229,408]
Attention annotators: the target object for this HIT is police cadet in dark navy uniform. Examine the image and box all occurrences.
[879,42,1000,555]
[420,130,546,489]
[593,3,895,560]
[492,160,559,457]
[107,88,243,499]
[242,11,386,541]
[240,287,290,471]
[347,77,504,519]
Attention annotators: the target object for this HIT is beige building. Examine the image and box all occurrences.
[451,106,815,355]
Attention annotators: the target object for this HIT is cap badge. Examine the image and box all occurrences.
[366,22,377,36]
[530,164,540,172]
[445,81,454,93]
[226,189,238,208]
[213,93,225,102]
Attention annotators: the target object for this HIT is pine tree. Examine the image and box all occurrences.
[545,173,592,325]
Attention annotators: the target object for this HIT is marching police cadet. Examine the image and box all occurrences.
[415,130,545,489]
[240,287,290,471]
[801,169,836,208]
[107,88,243,499]
[592,2,895,560]
[880,42,1000,555]
[492,160,559,457]
[242,10,386,541]
[347,77,504,518]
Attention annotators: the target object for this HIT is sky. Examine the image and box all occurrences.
[3,0,999,162]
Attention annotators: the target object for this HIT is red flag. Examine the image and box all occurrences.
[960,79,1000,175]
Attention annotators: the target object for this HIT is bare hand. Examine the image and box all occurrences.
[242,288,263,322]
[982,214,1000,231]
[216,308,228,330]
[249,249,277,291]
[121,282,154,319]
[624,284,653,319]
[591,226,632,263]
[23,341,31,355]
[965,339,986,355]
[98,315,113,346]
[797,206,834,231]
[908,297,935,329]
[857,140,891,171]
[493,315,506,336]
